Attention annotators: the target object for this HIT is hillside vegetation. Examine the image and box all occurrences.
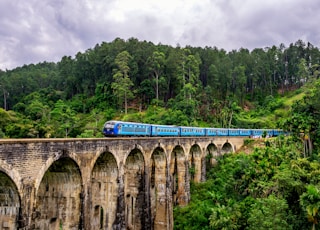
[174,136,312,229]
[173,78,320,229]
[1,37,320,229]
[0,38,320,138]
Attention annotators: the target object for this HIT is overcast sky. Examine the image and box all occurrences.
[1,0,319,70]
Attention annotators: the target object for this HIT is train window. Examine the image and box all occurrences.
[105,123,114,128]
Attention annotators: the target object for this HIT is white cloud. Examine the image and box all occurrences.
[0,0,319,70]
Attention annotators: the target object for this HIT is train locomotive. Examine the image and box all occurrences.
[102,120,284,138]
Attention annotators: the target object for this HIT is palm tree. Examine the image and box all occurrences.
[300,185,320,230]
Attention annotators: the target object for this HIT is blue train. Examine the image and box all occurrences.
[102,120,285,138]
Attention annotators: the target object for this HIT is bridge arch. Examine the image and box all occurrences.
[33,156,83,229]
[206,143,219,164]
[170,145,188,206]
[150,146,168,229]
[0,136,248,229]
[90,150,119,229]
[0,159,22,193]
[202,143,220,181]
[124,147,147,229]
[90,145,120,175]
[34,149,82,194]
[188,144,202,183]
[221,142,233,154]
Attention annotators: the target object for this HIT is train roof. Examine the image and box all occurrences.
[151,124,179,127]
[105,120,150,125]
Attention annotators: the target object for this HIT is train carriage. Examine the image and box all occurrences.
[151,124,180,136]
[251,129,274,138]
[102,120,285,138]
[102,121,151,136]
[265,129,274,137]
[206,128,218,136]
[273,129,284,136]
[251,129,264,138]
[205,128,230,136]
[215,128,229,136]
[180,126,206,136]
[228,129,240,136]
[238,129,252,136]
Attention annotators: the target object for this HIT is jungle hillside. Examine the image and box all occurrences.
[0,38,319,139]
[1,38,320,229]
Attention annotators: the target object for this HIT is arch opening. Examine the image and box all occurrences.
[91,151,118,230]
[33,157,82,230]
[189,145,202,183]
[125,148,146,229]
[170,146,187,206]
[222,142,233,154]
[150,147,167,229]
[0,171,21,229]
[205,144,219,178]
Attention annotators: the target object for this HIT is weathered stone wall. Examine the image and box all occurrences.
[0,171,20,230]
[0,136,246,229]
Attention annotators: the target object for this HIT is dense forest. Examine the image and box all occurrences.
[174,135,320,230]
[1,37,320,228]
[0,38,319,138]
[172,73,320,229]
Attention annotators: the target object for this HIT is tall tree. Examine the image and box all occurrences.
[147,51,166,102]
[111,51,134,114]
[50,100,79,137]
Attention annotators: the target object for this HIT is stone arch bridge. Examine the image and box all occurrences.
[0,136,246,230]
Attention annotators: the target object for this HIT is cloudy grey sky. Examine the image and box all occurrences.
[1,0,319,70]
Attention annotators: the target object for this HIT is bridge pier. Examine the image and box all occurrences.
[0,136,246,229]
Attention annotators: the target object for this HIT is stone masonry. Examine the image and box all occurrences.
[0,136,245,229]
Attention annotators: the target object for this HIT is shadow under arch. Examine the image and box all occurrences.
[150,146,168,229]
[0,171,21,229]
[203,143,219,181]
[170,145,188,206]
[34,150,82,195]
[221,142,233,154]
[188,144,202,183]
[124,147,147,229]
[33,157,83,230]
[90,151,119,230]
[0,159,22,193]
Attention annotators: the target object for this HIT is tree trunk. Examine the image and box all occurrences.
[125,91,127,114]
[155,72,159,101]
